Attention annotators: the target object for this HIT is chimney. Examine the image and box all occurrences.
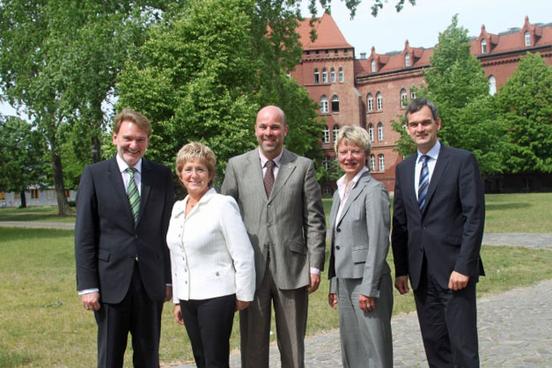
[360,52,367,60]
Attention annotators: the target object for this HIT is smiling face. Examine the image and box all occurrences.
[255,106,288,159]
[179,159,212,198]
[337,140,366,179]
[112,120,149,167]
[406,105,441,154]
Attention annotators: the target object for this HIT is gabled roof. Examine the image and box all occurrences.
[297,12,352,50]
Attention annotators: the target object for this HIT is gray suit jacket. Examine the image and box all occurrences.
[328,171,391,297]
[221,148,326,290]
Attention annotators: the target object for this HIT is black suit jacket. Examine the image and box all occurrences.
[391,144,485,290]
[75,157,174,304]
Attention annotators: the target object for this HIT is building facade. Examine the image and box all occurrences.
[291,14,552,193]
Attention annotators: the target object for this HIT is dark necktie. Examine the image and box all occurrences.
[263,160,275,196]
[418,155,429,210]
[126,167,140,224]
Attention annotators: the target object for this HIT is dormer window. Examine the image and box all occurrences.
[371,59,377,73]
[524,31,531,47]
[481,39,487,54]
[405,53,411,67]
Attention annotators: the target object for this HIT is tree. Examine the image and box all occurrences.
[496,53,552,173]
[0,117,48,207]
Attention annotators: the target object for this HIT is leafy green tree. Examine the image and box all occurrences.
[0,117,48,207]
[496,53,552,173]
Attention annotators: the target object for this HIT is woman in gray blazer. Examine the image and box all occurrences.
[166,142,255,368]
[328,126,393,368]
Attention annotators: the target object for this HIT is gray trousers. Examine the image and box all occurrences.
[337,274,393,368]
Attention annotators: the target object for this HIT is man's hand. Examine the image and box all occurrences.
[164,286,173,302]
[395,275,410,295]
[359,295,376,313]
[307,273,320,294]
[173,304,184,325]
[328,293,338,309]
[448,271,470,291]
[81,292,101,311]
[235,300,251,311]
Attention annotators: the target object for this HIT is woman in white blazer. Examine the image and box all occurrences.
[328,126,393,368]
[166,142,255,368]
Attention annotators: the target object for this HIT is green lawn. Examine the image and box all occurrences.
[0,206,75,223]
[1,227,552,367]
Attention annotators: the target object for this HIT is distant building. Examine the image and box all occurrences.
[0,188,76,208]
[291,14,552,193]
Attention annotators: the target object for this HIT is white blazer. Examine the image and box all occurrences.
[166,188,255,303]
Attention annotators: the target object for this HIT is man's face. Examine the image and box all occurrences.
[112,120,149,167]
[255,107,288,159]
[406,106,441,153]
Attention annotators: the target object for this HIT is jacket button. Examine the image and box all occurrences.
[336,246,341,250]
[336,228,341,232]
[216,272,220,276]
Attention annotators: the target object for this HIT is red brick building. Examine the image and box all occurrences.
[291,14,552,193]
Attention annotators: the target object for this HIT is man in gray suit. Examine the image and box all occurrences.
[221,105,326,368]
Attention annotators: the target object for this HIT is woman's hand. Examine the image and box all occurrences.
[173,304,184,325]
[235,300,251,311]
[359,295,376,313]
[328,293,338,309]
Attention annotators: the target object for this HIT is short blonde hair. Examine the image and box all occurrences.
[175,142,217,182]
[334,125,371,156]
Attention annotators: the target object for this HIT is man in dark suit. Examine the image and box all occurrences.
[392,99,485,367]
[221,105,326,368]
[75,108,174,368]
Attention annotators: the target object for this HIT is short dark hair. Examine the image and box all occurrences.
[405,98,440,121]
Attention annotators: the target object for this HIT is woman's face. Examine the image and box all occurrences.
[337,140,366,178]
[179,159,212,197]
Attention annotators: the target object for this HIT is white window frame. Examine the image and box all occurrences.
[488,75,497,96]
[331,95,339,113]
[322,68,328,83]
[524,31,531,47]
[376,92,383,111]
[338,67,344,82]
[323,126,330,143]
[378,154,385,172]
[368,124,374,143]
[371,59,377,73]
[377,122,384,142]
[481,39,487,54]
[405,53,411,67]
[313,68,320,84]
[369,154,376,172]
[332,125,340,142]
[400,89,408,108]
[367,93,374,112]
[330,67,336,83]
[320,96,329,113]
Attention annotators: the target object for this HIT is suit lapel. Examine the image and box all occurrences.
[422,145,449,215]
[403,155,418,210]
[139,159,153,226]
[268,149,296,203]
[108,158,135,226]
[246,150,267,200]
[336,171,369,226]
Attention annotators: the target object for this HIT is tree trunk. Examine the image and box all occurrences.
[91,133,101,163]
[19,189,27,208]
[51,148,71,216]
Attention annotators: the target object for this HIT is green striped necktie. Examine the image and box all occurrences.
[126,167,140,225]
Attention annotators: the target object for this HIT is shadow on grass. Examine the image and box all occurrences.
[485,202,530,211]
[0,347,34,368]
[0,207,75,222]
[0,228,73,242]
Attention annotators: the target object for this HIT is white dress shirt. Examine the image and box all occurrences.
[414,140,441,199]
[335,166,369,225]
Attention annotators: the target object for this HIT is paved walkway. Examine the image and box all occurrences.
[0,220,75,230]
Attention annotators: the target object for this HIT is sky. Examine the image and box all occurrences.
[1,0,550,117]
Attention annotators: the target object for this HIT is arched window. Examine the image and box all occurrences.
[377,122,384,142]
[330,67,336,83]
[369,154,376,172]
[331,95,340,113]
[480,39,487,54]
[367,93,374,112]
[376,92,383,111]
[322,68,328,83]
[524,31,531,47]
[332,125,340,142]
[371,59,377,73]
[405,53,411,67]
[322,126,330,143]
[378,154,385,172]
[323,156,331,170]
[400,88,408,108]
[320,96,329,113]
[410,88,417,100]
[368,123,374,142]
[488,75,497,96]
[313,68,320,84]
[338,67,344,82]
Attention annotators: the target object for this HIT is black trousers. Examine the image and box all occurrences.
[414,265,480,368]
[94,263,163,368]
[180,294,236,368]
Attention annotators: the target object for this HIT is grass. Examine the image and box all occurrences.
[0,206,75,223]
[1,227,552,367]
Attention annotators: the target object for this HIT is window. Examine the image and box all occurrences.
[377,122,384,142]
[338,67,344,82]
[368,123,374,142]
[481,39,487,54]
[31,189,39,199]
[313,68,320,84]
[378,154,385,172]
[322,68,328,83]
[371,59,377,73]
[410,88,417,100]
[332,125,340,142]
[323,156,331,171]
[400,88,408,108]
[330,67,336,83]
[488,75,497,96]
[369,155,376,172]
[331,95,340,113]
[323,126,330,143]
[405,53,411,67]
[0,192,5,200]
[376,92,383,111]
[524,31,531,47]
[367,93,374,112]
[320,96,329,113]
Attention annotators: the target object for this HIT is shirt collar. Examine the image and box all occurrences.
[258,148,284,168]
[116,155,142,174]
[173,188,217,217]
[417,140,441,163]
[336,166,369,191]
